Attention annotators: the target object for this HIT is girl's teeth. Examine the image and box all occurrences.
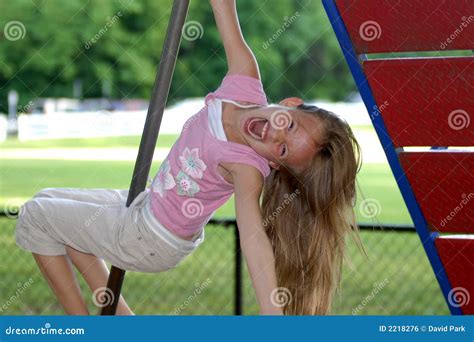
[261,121,268,140]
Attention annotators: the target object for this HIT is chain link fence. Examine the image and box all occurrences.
[0,215,448,315]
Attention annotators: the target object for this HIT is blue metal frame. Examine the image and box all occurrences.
[322,0,462,315]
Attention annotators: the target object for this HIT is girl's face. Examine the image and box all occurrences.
[237,106,325,174]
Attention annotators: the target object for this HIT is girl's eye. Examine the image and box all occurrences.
[280,144,287,157]
[288,121,294,130]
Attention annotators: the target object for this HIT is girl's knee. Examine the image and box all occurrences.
[33,188,56,199]
[17,198,47,228]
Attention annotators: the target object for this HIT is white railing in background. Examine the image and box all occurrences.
[1,99,372,142]
[0,115,6,142]
[18,111,147,141]
[1,100,388,163]
[14,98,206,141]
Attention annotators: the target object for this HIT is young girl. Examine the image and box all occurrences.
[15,0,361,315]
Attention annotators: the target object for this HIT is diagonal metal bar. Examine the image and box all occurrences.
[100,0,190,315]
[234,223,243,315]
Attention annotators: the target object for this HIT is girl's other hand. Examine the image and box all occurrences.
[279,97,304,107]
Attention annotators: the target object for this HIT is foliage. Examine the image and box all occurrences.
[0,0,354,112]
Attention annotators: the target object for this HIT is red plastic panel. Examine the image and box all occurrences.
[364,57,474,147]
[435,237,474,314]
[399,151,474,233]
[335,0,474,54]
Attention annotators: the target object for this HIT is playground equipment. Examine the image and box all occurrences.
[323,0,474,314]
[100,0,190,315]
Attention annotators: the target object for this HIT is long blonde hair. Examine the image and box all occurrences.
[261,104,362,315]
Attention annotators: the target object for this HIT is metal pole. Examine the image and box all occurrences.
[100,0,190,315]
[234,224,243,315]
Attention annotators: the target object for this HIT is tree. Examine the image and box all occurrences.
[0,0,354,113]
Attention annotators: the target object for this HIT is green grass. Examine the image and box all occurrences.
[0,134,449,315]
[0,134,179,149]
[0,159,412,224]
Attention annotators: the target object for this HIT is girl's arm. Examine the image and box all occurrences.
[210,0,260,79]
[231,163,283,315]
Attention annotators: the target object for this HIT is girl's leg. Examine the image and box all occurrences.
[16,192,143,315]
[33,188,128,206]
[32,253,90,315]
[65,246,134,315]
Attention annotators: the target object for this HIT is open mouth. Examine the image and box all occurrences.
[245,118,269,141]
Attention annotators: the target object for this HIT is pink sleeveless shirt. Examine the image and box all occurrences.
[149,74,271,238]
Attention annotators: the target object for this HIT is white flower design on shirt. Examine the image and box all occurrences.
[152,160,176,198]
[176,171,200,197]
[179,147,207,179]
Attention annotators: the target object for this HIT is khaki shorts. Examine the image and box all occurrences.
[15,188,205,273]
